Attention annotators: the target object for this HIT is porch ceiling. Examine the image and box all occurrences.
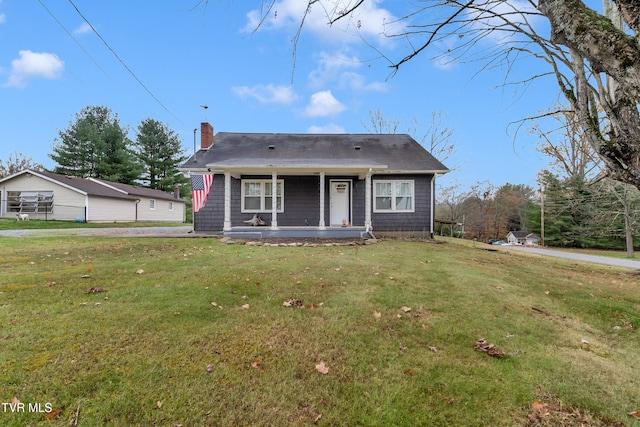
[209,163,388,178]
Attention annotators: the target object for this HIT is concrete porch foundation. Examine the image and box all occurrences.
[224,226,374,239]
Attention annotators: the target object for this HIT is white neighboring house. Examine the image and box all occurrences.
[506,231,541,245]
[0,169,185,223]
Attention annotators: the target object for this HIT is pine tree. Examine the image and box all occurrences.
[49,106,142,183]
[134,118,188,194]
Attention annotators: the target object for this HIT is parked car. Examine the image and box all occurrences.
[490,240,506,245]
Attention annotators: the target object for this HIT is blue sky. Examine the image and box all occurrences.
[0,0,568,191]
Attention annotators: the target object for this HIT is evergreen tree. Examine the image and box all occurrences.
[134,118,189,194]
[536,171,640,249]
[49,106,141,184]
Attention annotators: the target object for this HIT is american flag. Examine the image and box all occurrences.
[191,174,214,212]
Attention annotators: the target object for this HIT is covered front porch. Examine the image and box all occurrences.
[214,163,387,238]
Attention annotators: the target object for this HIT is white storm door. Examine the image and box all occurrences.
[330,181,350,226]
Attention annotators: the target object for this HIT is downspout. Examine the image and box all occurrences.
[135,199,140,222]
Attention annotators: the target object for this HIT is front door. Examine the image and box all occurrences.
[330,181,350,226]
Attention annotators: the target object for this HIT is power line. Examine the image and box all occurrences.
[37,0,114,84]
[66,0,188,128]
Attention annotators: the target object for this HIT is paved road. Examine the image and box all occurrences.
[504,245,640,269]
[0,226,195,238]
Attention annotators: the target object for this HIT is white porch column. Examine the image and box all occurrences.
[271,172,278,229]
[223,172,231,231]
[318,172,326,229]
[365,171,372,232]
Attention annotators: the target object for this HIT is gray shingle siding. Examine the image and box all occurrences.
[193,174,224,232]
[194,173,435,232]
[370,174,433,233]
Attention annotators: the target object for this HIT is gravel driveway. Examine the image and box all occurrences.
[0,226,195,238]
[504,245,640,269]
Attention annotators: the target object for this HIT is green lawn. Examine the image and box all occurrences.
[1,237,639,426]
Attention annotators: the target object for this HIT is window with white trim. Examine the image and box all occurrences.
[373,180,414,212]
[168,201,174,212]
[241,179,284,213]
[150,199,156,210]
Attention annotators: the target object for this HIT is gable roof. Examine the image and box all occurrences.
[508,231,540,239]
[180,133,449,175]
[0,170,183,202]
[89,178,184,202]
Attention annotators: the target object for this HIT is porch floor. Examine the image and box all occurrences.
[224,226,374,239]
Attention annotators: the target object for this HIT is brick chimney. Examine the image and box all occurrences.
[201,122,214,149]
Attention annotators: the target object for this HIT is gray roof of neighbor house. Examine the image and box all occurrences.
[90,178,184,202]
[508,231,540,239]
[1,170,183,202]
[180,133,449,174]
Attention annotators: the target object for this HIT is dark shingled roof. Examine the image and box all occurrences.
[3,170,181,202]
[508,231,540,239]
[36,171,139,200]
[91,178,183,202]
[180,133,449,173]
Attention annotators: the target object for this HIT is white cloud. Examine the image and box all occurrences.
[301,90,346,118]
[307,123,346,133]
[0,14,6,24]
[232,84,300,104]
[74,22,92,35]
[338,71,386,91]
[308,50,387,91]
[244,0,400,45]
[4,50,64,88]
[308,50,358,88]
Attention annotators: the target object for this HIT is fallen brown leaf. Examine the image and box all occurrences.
[206,363,214,372]
[474,338,506,358]
[373,311,381,319]
[628,409,640,419]
[400,306,411,313]
[45,408,61,420]
[315,361,329,374]
[283,298,303,307]
[532,401,550,413]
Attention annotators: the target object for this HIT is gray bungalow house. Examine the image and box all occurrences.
[180,123,449,238]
